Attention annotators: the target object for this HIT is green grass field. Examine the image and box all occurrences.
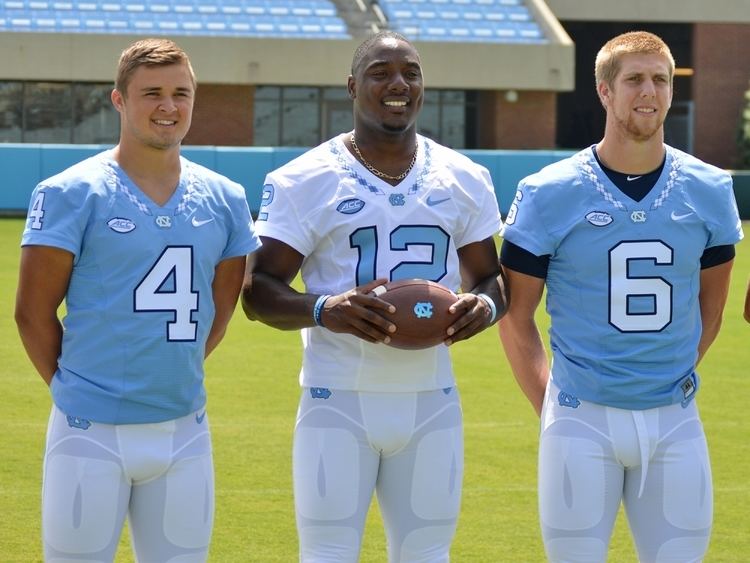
[1,217,748,562]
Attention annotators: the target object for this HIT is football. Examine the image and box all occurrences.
[371,279,459,350]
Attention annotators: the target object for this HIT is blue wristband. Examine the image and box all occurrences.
[476,293,497,324]
[313,294,331,327]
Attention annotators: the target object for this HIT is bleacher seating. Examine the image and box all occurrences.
[377,0,547,43]
[0,0,351,38]
[0,0,546,43]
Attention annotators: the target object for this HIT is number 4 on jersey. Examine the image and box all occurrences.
[134,246,199,341]
[29,191,46,230]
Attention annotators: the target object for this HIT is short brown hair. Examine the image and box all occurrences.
[595,31,675,87]
[115,38,196,96]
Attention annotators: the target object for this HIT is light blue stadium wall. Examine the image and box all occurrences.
[2,144,748,218]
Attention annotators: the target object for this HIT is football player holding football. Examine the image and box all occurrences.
[242,31,506,562]
[498,31,743,562]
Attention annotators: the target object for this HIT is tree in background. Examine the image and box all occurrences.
[739,81,750,168]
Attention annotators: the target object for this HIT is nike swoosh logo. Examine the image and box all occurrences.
[671,211,693,221]
[192,217,214,227]
[196,411,206,424]
[426,195,451,207]
[626,175,642,181]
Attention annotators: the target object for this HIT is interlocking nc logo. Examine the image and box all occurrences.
[389,193,406,206]
[630,210,647,223]
[155,215,172,228]
[557,391,580,408]
[413,301,434,319]
[66,415,91,430]
[310,387,332,399]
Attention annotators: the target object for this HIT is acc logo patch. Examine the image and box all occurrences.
[585,211,613,227]
[336,198,365,215]
[107,217,136,233]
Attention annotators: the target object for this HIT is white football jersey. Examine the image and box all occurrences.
[257,133,502,392]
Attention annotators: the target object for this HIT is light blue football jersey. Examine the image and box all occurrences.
[22,151,260,423]
[503,145,744,409]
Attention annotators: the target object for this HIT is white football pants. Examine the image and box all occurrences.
[294,387,463,562]
[539,379,713,563]
[42,404,214,562]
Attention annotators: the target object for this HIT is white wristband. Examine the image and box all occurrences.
[476,293,497,324]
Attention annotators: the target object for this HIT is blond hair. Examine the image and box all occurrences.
[595,31,675,87]
[115,38,196,96]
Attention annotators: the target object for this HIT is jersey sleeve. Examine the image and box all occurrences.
[21,182,90,259]
[254,175,318,257]
[501,177,558,257]
[221,184,261,260]
[704,173,744,248]
[500,239,550,277]
[678,157,744,248]
[453,163,503,249]
[472,165,504,243]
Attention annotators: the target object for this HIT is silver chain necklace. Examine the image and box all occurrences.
[350,134,418,181]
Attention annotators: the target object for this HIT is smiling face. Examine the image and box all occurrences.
[111,62,195,151]
[598,52,673,143]
[348,36,424,137]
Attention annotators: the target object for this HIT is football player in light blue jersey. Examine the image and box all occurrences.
[498,32,743,562]
[242,32,507,562]
[15,38,260,562]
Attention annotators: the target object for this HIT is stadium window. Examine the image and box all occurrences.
[254,85,349,147]
[0,81,117,144]
[419,91,440,143]
[252,85,478,149]
[441,90,470,149]
[254,85,282,146]
[72,84,119,144]
[322,87,353,141]
[419,89,477,149]
[24,83,73,143]
[0,82,23,142]
[280,87,320,147]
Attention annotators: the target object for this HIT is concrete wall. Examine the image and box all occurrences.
[0,32,574,91]
[545,0,750,23]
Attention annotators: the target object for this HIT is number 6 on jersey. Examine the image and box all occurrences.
[609,240,673,332]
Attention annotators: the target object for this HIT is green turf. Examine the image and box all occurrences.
[1,217,748,562]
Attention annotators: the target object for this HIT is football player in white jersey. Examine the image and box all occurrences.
[15,38,260,562]
[242,31,507,562]
[499,31,743,562]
